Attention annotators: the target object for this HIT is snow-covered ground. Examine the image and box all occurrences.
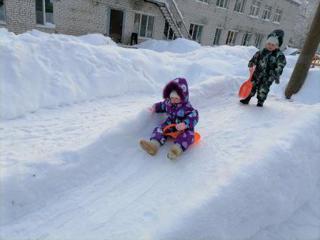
[0,29,320,240]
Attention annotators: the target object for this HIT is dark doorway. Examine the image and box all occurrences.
[109,9,124,43]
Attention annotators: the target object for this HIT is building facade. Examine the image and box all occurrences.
[175,0,300,47]
[0,0,301,48]
[292,0,319,48]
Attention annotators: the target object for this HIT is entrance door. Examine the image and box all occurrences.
[109,9,124,43]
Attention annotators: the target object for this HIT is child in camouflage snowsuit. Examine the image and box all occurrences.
[240,29,287,107]
[140,78,199,160]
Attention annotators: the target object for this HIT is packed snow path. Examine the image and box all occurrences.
[1,91,320,240]
[0,95,153,170]
[1,30,320,239]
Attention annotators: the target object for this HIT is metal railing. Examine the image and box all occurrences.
[168,0,191,39]
[145,0,191,39]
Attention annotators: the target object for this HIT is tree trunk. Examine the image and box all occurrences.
[285,2,320,99]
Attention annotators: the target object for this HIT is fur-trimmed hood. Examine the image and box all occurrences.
[163,78,189,102]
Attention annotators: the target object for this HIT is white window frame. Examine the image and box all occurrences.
[36,0,54,26]
[254,33,264,48]
[134,13,155,39]
[0,0,6,23]
[189,23,204,43]
[273,9,282,23]
[216,0,229,9]
[213,28,223,45]
[241,32,252,46]
[164,20,176,40]
[226,30,238,45]
[249,0,261,17]
[262,5,272,20]
[197,0,209,4]
[234,0,246,13]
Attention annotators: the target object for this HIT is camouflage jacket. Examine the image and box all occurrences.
[248,48,287,84]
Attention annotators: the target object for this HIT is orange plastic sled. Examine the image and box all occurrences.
[163,124,201,144]
[239,69,254,99]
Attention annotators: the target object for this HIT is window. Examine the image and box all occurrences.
[262,5,272,20]
[254,33,264,48]
[234,0,246,13]
[36,0,54,25]
[249,0,261,17]
[216,0,229,8]
[134,13,155,38]
[273,9,282,23]
[198,0,209,3]
[226,30,238,45]
[213,28,222,45]
[189,23,203,43]
[164,21,176,40]
[241,32,252,46]
[0,0,5,22]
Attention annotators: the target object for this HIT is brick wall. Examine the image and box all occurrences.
[4,0,36,34]
[175,0,300,48]
[52,0,164,44]
[0,0,300,48]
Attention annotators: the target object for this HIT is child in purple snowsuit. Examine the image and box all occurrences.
[140,78,199,160]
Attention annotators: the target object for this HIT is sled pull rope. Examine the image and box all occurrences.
[163,124,201,144]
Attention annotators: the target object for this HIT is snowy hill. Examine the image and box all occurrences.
[0,30,320,240]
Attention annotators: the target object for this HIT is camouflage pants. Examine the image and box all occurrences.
[250,79,273,103]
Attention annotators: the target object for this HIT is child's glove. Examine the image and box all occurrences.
[176,123,187,131]
[148,105,155,113]
[249,65,256,75]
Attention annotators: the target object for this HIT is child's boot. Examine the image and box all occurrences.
[240,96,251,105]
[140,139,160,156]
[257,101,264,107]
[167,144,183,160]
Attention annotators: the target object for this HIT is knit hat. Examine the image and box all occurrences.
[170,90,180,99]
[266,36,279,46]
[267,29,285,47]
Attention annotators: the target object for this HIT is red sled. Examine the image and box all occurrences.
[239,69,254,99]
[163,124,201,144]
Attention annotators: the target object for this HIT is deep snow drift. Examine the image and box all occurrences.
[1,29,319,120]
[136,37,202,53]
[0,30,320,240]
[0,29,255,120]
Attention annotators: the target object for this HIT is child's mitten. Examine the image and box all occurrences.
[176,122,187,131]
[148,105,155,113]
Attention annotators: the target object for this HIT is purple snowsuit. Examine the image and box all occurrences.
[150,78,199,151]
